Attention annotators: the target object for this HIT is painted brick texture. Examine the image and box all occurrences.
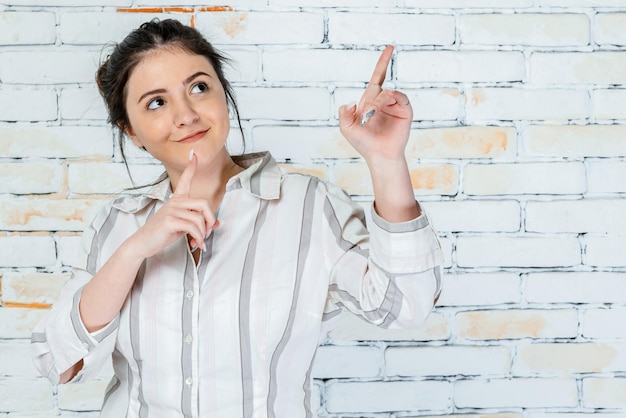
[1,2,625,417]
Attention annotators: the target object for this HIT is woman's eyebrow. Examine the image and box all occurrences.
[184,71,212,84]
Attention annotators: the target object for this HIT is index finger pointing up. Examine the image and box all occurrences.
[369,45,394,86]
[173,149,197,196]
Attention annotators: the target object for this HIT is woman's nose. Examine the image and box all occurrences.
[174,99,199,126]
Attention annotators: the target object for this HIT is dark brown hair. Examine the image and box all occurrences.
[96,18,244,185]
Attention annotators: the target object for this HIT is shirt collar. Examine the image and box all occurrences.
[112,151,281,214]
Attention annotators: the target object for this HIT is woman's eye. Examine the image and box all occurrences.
[147,98,164,110]
[191,82,208,94]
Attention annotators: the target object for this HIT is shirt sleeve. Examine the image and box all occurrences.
[323,183,443,329]
[31,201,120,384]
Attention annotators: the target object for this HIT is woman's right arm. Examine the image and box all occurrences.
[57,154,216,382]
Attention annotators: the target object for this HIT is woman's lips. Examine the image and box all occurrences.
[179,129,208,144]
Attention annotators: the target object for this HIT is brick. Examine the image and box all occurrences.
[311,345,382,378]
[583,308,626,339]
[328,13,455,45]
[60,87,108,121]
[271,0,396,6]
[59,12,179,45]
[455,309,578,340]
[0,12,56,45]
[0,126,113,159]
[583,378,626,409]
[526,272,626,304]
[460,14,589,46]
[421,200,520,232]
[464,162,585,195]
[427,415,524,418]
[457,236,581,268]
[327,310,449,342]
[334,88,462,122]
[136,0,255,6]
[69,163,164,194]
[0,307,46,339]
[0,199,100,232]
[0,51,100,84]
[1,272,69,306]
[542,0,626,6]
[531,52,626,85]
[235,88,330,120]
[263,49,381,82]
[527,200,626,233]
[398,51,524,82]
[223,49,259,83]
[592,89,626,120]
[514,342,626,375]
[406,0,533,6]
[252,126,356,160]
[455,378,578,408]
[0,88,57,122]
[386,345,512,377]
[594,13,626,46]
[8,0,129,4]
[0,237,56,268]
[436,273,521,307]
[0,377,53,412]
[195,12,323,45]
[440,236,453,268]
[585,235,626,267]
[0,162,63,195]
[278,163,329,180]
[335,162,459,196]
[325,380,451,413]
[407,126,516,159]
[0,341,39,377]
[58,379,109,411]
[525,125,626,157]
[529,414,626,418]
[58,235,83,267]
[466,88,587,122]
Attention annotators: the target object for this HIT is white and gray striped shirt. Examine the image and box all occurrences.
[32,152,442,418]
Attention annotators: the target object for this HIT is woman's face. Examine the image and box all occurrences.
[124,47,231,173]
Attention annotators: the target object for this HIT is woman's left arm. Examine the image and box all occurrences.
[338,45,419,223]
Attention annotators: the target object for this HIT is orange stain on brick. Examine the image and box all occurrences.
[198,6,234,11]
[2,202,93,228]
[6,209,46,226]
[410,165,455,191]
[221,13,248,38]
[459,311,547,339]
[470,90,486,105]
[7,273,69,306]
[117,7,164,13]
[4,301,52,309]
[164,7,194,13]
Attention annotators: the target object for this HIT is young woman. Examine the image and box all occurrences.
[32,19,442,418]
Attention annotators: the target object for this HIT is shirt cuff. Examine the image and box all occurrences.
[369,202,442,275]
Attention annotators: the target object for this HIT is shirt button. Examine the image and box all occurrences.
[81,342,89,349]
[184,334,193,344]
[185,377,193,386]
[186,290,194,299]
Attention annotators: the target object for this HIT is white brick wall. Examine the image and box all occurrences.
[1,2,626,417]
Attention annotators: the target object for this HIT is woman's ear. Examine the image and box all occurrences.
[124,125,143,148]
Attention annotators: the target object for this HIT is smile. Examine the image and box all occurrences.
[178,129,209,144]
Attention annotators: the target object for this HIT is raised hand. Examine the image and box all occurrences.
[129,150,217,260]
[338,45,413,164]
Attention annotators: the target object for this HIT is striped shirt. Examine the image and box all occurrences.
[32,152,443,418]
